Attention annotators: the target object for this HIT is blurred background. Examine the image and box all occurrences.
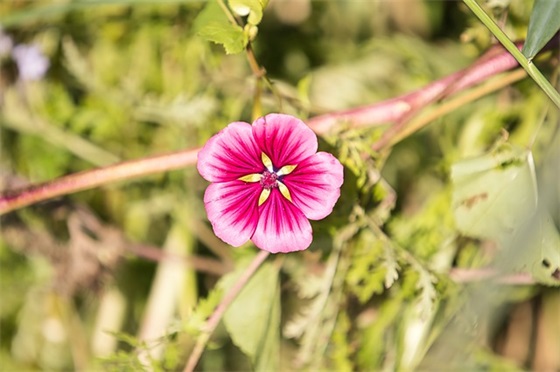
[0,0,559,370]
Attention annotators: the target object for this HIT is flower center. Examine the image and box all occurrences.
[237,152,298,206]
[260,170,278,189]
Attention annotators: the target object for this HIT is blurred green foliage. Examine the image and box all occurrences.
[1,0,559,371]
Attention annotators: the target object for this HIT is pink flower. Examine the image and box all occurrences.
[197,113,344,253]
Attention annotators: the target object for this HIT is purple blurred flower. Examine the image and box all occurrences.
[12,44,49,81]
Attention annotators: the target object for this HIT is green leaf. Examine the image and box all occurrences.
[193,1,248,54]
[219,259,280,371]
[451,143,538,240]
[464,0,560,109]
[184,287,223,334]
[329,311,353,370]
[522,0,560,60]
[452,143,560,286]
[503,209,560,287]
[228,0,268,25]
[356,296,402,369]
[346,234,387,302]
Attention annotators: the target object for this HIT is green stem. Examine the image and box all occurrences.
[217,0,240,27]
[463,0,560,109]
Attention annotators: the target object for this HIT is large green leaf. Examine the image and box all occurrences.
[451,143,560,286]
[503,209,560,286]
[193,1,248,54]
[219,258,280,371]
[451,143,538,240]
[522,0,560,60]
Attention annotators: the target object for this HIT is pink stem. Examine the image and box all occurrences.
[0,43,530,215]
[183,250,270,372]
[0,149,197,214]
[306,42,522,133]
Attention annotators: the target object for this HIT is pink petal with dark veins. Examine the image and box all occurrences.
[204,180,261,247]
[252,114,317,168]
[282,152,343,220]
[251,189,313,253]
[197,121,263,183]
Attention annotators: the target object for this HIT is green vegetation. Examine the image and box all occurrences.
[1,0,559,370]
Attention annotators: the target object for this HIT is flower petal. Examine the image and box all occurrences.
[252,113,317,168]
[282,152,344,220]
[204,180,261,247]
[197,122,264,183]
[251,190,313,253]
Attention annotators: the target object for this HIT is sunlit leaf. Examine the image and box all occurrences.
[184,287,223,334]
[346,235,387,302]
[193,1,248,54]
[228,0,268,25]
[220,259,280,371]
[329,311,353,370]
[452,143,560,286]
[356,296,402,369]
[522,0,560,60]
[451,143,538,240]
[503,209,560,286]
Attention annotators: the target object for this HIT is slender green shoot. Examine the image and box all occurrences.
[463,0,560,109]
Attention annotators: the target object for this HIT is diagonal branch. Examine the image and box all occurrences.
[305,41,525,133]
[1,41,555,215]
[182,250,270,372]
[0,149,197,214]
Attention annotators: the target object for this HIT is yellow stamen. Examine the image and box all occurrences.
[261,152,273,171]
[277,164,297,176]
[278,181,292,203]
[238,173,262,183]
[258,188,271,206]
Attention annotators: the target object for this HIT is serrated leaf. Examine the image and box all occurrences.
[219,259,280,371]
[184,287,223,334]
[228,0,267,25]
[415,270,437,319]
[106,331,142,348]
[193,1,248,54]
[522,0,560,60]
[346,235,387,302]
[451,143,538,240]
[384,253,399,289]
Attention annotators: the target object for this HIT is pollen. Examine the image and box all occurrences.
[260,170,278,189]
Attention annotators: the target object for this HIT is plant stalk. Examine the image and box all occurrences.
[2,41,555,215]
[182,250,270,372]
[463,0,560,109]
